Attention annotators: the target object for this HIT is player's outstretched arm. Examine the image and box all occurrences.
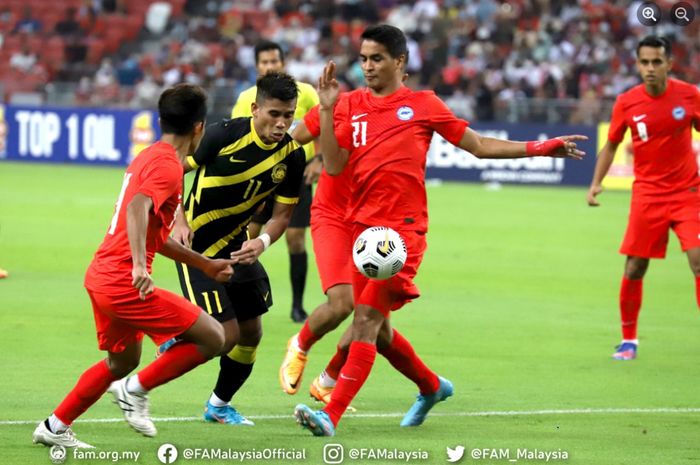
[126,193,155,300]
[317,60,348,175]
[160,237,234,283]
[230,201,294,265]
[457,128,587,160]
[586,140,619,207]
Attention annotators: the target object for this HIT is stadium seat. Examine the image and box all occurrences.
[87,38,106,64]
[121,15,143,41]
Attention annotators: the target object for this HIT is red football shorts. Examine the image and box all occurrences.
[352,225,426,317]
[87,287,201,353]
[311,212,354,293]
[620,189,700,259]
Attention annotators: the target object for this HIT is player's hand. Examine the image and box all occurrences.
[304,157,323,185]
[528,135,587,159]
[230,239,265,265]
[204,259,235,283]
[318,61,340,110]
[171,221,193,247]
[132,265,154,300]
[587,184,603,207]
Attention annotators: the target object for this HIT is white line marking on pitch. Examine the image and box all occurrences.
[2,407,699,426]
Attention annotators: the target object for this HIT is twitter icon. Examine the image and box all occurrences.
[446,445,465,462]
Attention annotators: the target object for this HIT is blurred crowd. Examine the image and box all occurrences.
[1,0,699,123]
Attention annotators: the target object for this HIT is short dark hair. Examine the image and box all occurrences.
[255,72,298,103]
[254,40,284,64]
[361,24,409,63]
[158,84,208,136]
[637,35,671,58]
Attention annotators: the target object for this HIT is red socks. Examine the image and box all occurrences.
[297,321,321,352]
[379,329,439,395]
[325,345,349,380]
[136,342,207,391]
[324,341,376,425]
[695,276,700,310]
[620,277,643,340]
[54,360,117,425]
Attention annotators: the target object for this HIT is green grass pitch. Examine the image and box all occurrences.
[1,161,698,465]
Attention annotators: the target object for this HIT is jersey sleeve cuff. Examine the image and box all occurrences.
[274,195,299,205]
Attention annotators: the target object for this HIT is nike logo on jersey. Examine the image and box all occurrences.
[229,156,246,163]
[351,113,368,120]
[632,114,647,122]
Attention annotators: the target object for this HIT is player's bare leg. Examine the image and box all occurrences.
[281,284,353,394]
[685,247,700,309]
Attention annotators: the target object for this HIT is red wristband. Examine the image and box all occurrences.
[526,139,565,156]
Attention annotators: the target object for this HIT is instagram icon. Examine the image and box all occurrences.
[323,444,344,464]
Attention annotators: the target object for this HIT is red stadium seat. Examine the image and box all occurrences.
[167,0,185,17]
[123,15,144,41]
[103,29,124,54]
[87,38,106,64]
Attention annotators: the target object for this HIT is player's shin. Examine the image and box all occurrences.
[136,342,208,390]
[213,345,256,402]
[54,360,117,426]
[620,277,643,340]
[324,341,376,426]
[378,329,439,394]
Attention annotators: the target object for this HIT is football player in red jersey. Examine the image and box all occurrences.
[293,24,586,436]
[587,35,700,361]
[33,84,235,449]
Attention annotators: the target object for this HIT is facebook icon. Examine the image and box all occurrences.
[157,443,179,464]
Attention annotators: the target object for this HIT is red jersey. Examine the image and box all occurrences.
[334,86,468,232]
[304,103,353,219]
[85,141,183,294]
[608,78,700,196]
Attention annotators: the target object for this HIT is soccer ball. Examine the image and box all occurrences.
[352,226,407,280]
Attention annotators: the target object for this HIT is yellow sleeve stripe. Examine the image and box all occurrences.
[186,156,199,169]
[275,195,299,205]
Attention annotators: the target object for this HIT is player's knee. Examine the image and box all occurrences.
[351,308,383,341]
[286,229,306,253]
[238,328,263,347]
[203,325,226,359]
[329,294,353,320]
[107,358,139,379]
[624,257,649,279]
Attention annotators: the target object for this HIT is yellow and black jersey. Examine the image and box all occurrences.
[185,117,306,258]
